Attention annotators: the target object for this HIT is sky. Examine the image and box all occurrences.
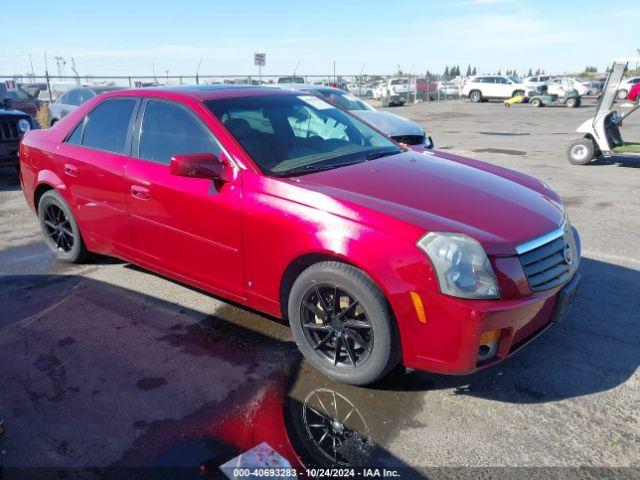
[1,0,639,79]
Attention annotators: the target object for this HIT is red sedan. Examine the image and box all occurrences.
[19,86,581,385]
[627,83,640,102]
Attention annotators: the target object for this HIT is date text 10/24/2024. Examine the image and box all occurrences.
[231,468,402,478]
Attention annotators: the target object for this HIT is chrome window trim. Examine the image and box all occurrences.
[516,224,565,255]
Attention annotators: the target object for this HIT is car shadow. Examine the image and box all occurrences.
[0,166,20,192]
[372,258,640,403]
[0,273,423,477]
[591,155,640,168]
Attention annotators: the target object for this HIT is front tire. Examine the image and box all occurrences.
[37,190,89,262]
[530,98,543,107]
[288,262,400,386]
[567,138,595,165]
[469,90,482,103]
[617,89,628,100]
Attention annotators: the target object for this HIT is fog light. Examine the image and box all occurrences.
[478,330,500,362]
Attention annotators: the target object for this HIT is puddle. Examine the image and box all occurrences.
[472,148,527,156]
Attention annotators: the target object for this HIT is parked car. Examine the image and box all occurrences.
[523,75,555,89]
[0,98,38,170]
[616,76,640,99]
[437,81,460,97]
[375,78,415,106]
[546,78,590,97]
[277,76,305,84]
[627,83,640,102]
[461,75,535,102]
[0,84,42,118]
[49,86,124,124]
[20,85,581,385]
[345,83,373,98]
[276,84,432,148]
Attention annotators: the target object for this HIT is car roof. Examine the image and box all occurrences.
[99,84,299,102]
[276,83,341,93]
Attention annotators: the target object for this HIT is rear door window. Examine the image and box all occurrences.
[138,100,221,165]
[82,98,137,154]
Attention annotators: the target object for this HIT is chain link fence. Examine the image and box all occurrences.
[0,73,465,127]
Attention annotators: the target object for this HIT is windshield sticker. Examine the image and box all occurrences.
[299,95,334,110]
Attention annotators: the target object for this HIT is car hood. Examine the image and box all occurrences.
[350,110,424,137]
[292,150,564,255]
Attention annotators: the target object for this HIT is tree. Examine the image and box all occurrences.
[472,66,476,75]
[527,68,533,77]
[498,69,502,75]
[512,69,518,78]
[444,66,450,80]
[466,64,472,76]
[584,66,597,73]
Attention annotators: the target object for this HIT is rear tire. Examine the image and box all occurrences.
[616,89,628,100]
[531,98,542,107]
[567,138,595,165]
[566,97,578,108]
[513,90,525,97]
[37,190,89,262]
[288,261,400,386]
[469,90,482,103]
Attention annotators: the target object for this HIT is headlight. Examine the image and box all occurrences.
[18,119,31,133]
[417,232,500,299]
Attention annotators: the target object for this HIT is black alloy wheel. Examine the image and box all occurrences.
[37,190,89,262]
[300,283,373,368]
[43,203,74,253]
[288,261,399,385]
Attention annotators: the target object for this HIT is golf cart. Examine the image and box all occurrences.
[567,57,640,165]
[529,79,581,108]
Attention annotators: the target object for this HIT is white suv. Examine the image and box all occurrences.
[461,75,531,102]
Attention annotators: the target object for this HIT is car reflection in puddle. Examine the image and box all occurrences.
[129,307,422,476]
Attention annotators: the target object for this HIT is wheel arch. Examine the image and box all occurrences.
[278,250,399,327]
[34,183,56,211]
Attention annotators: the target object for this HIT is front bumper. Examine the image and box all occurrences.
[396,271,581,375]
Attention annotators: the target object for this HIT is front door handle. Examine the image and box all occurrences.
[130,185,150,200]
[64,164,78,177]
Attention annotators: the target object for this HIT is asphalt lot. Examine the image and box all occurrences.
[0,97,639,477]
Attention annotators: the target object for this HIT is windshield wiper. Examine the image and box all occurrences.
[364,149,401,160]
[271,161,363,178]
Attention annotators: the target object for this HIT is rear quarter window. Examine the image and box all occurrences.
[82,98,137,154]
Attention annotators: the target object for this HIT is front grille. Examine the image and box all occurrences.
[391,134,425,145]
[0,119,20,141]
[518,224,577,291]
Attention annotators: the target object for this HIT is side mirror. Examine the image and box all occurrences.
[2,98,14,110]
[170,153,233,182]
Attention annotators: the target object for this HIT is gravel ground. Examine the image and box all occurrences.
[0,97,638,478]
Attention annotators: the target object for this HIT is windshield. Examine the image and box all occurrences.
[314,89,373,111]
[206,94,400,176]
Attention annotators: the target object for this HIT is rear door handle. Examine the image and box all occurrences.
[64,164,78,177]
[130,185,150,200]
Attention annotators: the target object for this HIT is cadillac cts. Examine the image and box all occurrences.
[19,86,581,385]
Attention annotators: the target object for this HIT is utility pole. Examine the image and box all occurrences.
[71,58,80,87]
[293,60,301,79]
[53,56,65,77]
[358,62,366,97]
[196,57,202,85]
[28,53,35,79]
[44,51,52,102]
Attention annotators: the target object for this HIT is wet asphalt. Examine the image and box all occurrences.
[0,98,638,478]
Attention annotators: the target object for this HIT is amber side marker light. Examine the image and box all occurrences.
[410,291,426,323]
[478,329,501,362]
